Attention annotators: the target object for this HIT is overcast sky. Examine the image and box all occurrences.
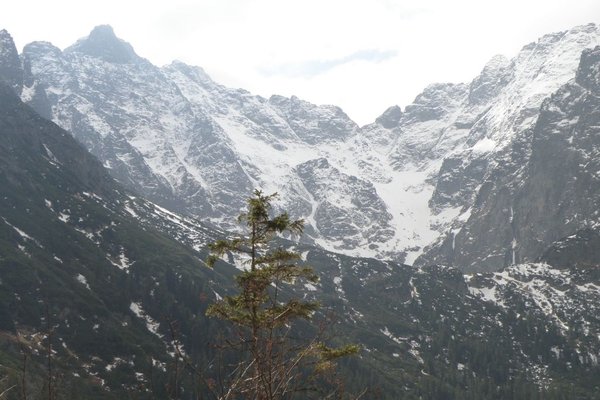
[3,0,600,125]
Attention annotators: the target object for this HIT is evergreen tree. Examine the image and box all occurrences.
[206,190,357,399]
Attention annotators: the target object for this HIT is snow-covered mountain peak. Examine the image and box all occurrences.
[462,23,600,151]
[65,25,141,64]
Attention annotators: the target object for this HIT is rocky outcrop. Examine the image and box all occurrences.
[374,105,402,129]
[0,29,23,93]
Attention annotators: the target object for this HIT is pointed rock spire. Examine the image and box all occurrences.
[0,29,23,93]
[375,105,402,129]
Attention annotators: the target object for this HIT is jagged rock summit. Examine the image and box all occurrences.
[375,105,402,128]
[66,24,141,64]
[0,29,23,92]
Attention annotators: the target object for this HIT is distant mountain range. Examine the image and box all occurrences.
[4,24,599,270]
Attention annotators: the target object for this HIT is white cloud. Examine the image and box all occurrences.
[259,49,398,78]
[3,0,600,124]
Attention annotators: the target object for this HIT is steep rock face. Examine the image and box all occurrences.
[540,228,600,269]
[291,157,395,250]
[19,41,61,120]
[421,44,600,272]
[515,46,600,262]
[0,84,116,199]
[576,45,600,91]
[0,29,23,93]
[468,55,512,105]
[0,31,50,117]
[420,125,536,270]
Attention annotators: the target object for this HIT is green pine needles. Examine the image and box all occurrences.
[206,190,358,399]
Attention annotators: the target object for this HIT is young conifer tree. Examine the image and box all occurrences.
[206,190,357,399]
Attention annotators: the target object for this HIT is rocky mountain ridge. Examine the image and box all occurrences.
[3,23,600,273]
[6,23,598,269]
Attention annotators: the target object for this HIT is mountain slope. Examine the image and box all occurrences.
[0,81,235,398]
